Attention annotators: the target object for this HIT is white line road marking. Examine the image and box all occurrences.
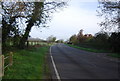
[50,46,61,81]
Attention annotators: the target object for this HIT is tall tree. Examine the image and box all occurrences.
[47,35,56,43]
[19,2,44,48]
[1,2,34,49]
[77,29,85,43]
[18,1,66,48]
[69,34,78,44]
[1,1,67,49]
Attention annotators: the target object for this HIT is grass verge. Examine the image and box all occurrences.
[66,44,120,58]
[107,53,120,58]
[3,46,49,79]
[66,44,109,53]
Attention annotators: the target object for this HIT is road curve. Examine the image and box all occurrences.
[49,43,119,79]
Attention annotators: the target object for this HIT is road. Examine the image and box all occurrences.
[49,43,119,79]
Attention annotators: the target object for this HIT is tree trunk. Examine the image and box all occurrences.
[2,19,13,52]
[18,2,43,49]
[19,20,34,49]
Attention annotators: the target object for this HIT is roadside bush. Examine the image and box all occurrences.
[69,31,120,53]
[109,32,120,53]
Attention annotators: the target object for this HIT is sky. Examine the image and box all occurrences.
[30,0,102,40]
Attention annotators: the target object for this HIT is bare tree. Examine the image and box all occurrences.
[97,0,120,32]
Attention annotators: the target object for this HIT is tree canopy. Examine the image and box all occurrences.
[1,1,67,50]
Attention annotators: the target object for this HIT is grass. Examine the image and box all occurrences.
[66,44,120,58]
[66,44,109,53]
[3,46,49,79]
[108,53,120,58]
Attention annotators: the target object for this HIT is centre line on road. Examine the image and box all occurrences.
[50,46,61,81]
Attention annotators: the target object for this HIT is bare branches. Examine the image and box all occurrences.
[97,1,120,32]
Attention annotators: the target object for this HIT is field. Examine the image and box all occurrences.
[2,46,50,79]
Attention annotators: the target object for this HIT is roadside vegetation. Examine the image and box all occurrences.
[1,0,120,79]
[67,1,120,58]
[67,30,120,58]
[3,46,49,79]
[107,53,120,58]
[2,1,67,50]
[66,44,120,58]
[66,44,109,53]
[1,1,66,79]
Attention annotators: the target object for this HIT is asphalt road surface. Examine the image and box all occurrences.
[49,43,119,79]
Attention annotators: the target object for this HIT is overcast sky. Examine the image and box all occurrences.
[30,0,101,41]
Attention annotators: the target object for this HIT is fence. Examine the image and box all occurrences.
[0,52,13,77]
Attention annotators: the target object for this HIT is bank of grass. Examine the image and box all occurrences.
[66,44,109,53]
[3,46,49,79]
[66,44,120,58]
[108,53,120,58]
